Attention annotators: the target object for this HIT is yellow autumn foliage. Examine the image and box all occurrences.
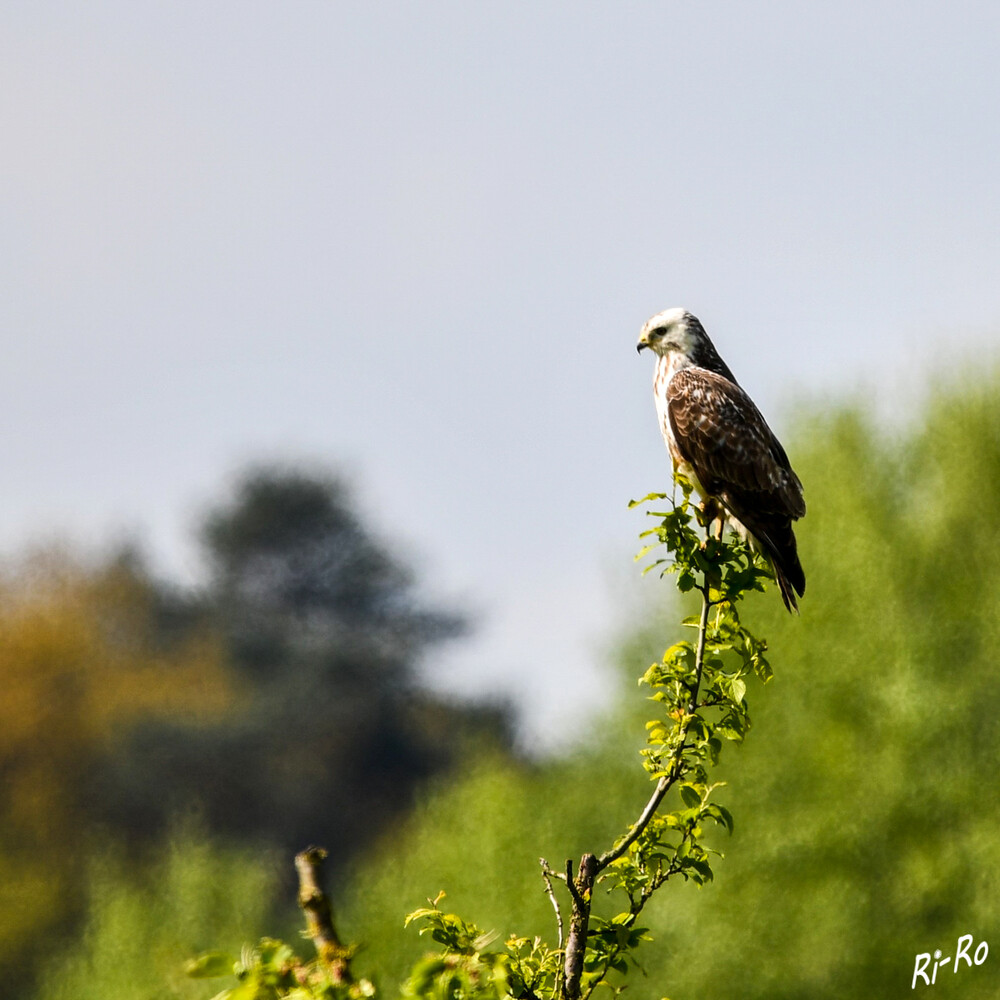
[0,549,232,973]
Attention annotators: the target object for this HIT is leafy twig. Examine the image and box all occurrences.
[560,479,770,1000]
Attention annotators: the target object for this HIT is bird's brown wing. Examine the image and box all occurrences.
[666,367,804,518]
[667,367,806,610]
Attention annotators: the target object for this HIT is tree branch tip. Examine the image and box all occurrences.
[565,861,586,907]
[539,858,565,882]
[296,845,329,866]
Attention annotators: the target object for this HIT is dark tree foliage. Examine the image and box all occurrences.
[93,468,513,868]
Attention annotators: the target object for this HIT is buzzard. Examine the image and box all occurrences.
[636,307,806,612]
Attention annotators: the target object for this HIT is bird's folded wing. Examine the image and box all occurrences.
[666,368,805,517]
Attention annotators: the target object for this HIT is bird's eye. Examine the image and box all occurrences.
[654,327,668,338]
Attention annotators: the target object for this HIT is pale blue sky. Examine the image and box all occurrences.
[3,3,998,745]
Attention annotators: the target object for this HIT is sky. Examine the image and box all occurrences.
[2,3,999,748]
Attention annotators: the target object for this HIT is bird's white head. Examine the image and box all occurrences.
[636,307,699,358]
[635,306,738,384]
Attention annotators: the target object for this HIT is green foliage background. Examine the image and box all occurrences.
[29,369,1000,999]
[334,371,1000,999]
[35,830,279,1000]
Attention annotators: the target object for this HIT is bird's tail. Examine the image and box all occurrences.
[738,513,805,614]
[773,560,803,614]
[718,495,805,614]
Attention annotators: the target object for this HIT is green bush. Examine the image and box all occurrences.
[35,830,280,1000]
[337,372,1000,999]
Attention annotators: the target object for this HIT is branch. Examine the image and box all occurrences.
[561,522,716,1000]
[539,858,565,949]
[540,858,565,998]
[597,775,670,870]
[562,853,598,1000]
[596,579,712,872]
[690,579,712,713]
[294,846,353,984]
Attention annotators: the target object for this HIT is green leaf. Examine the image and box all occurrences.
[716,805,735,834]
[628,492,668,508]
[403,906,438,927]
[679,784,702,808]
[184,952,235,979]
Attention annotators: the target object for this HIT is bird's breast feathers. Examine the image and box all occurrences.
[653,357,708,494]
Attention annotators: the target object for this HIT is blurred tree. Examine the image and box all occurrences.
[0,552,230,984]
[94,468,513,866]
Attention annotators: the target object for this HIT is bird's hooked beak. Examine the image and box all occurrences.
[636,333,650,354]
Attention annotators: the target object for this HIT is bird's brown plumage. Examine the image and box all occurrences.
[666,367,806,611]
[637,307,806,612]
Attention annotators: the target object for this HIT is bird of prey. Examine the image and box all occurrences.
[636,307,806,612]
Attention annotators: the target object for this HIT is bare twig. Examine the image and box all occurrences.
[294,846,353,984]
[540,858,565,998]
[539,858,565,949]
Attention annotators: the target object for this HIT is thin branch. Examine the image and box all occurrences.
[596,577,713,873]
[689,583,712,713]
[294,846,353,984]
[562,516,717,1000]
[596,774,670,869]
[539,858,565,949]
[565,859,583,906]
[540,858,565,999]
